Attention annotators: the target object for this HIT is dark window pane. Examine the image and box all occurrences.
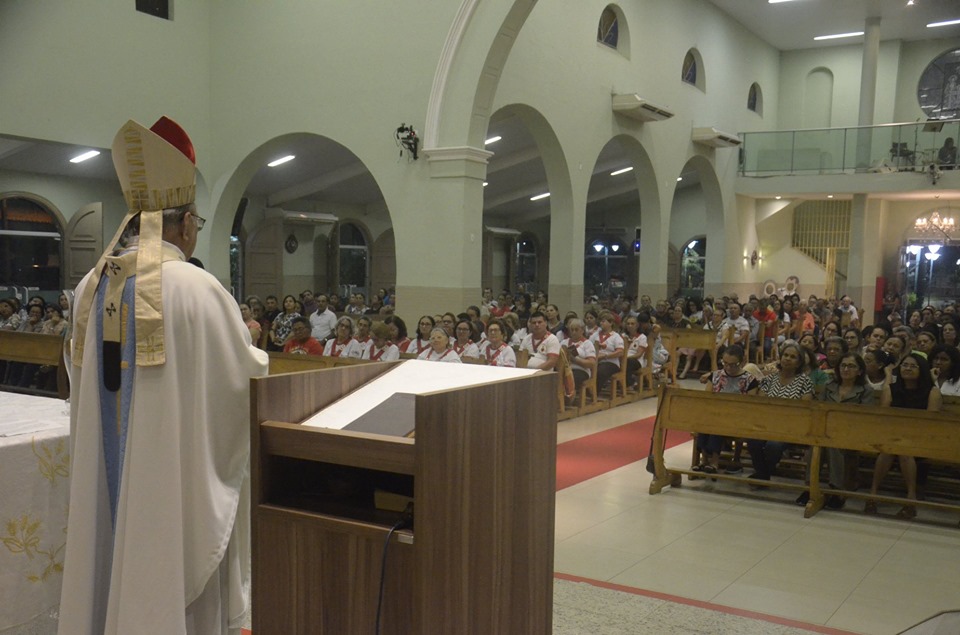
[136,0,170,19]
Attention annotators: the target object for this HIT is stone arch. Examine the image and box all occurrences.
[584,134,660,301]
[669,155,725,297]
[210,132,391,296]
[804,67,834,128]
[482,102,575,307]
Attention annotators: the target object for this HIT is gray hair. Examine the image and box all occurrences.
[120,203,196,245]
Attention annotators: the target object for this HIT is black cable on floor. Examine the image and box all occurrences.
[375,503,413,635]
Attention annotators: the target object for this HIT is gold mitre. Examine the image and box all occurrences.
[72,117,197,372]
[113,116,197,211]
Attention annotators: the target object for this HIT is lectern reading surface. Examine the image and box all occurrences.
[251,360,557,634]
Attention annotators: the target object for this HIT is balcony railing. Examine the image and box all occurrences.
[739,119,960,176]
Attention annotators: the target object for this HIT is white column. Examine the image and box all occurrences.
[855,17,881,171]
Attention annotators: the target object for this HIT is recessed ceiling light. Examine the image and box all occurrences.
[827,194,834,198]
[907,0,915,5]
[610,167,633,176]
[927,18,960,28]
[814,31,864,41]
[529,192,550,201]
[775,195,782,200]
[268,155,295,167]
[484,136,502,145]
[768,0,796,3]
[70,150,100,163]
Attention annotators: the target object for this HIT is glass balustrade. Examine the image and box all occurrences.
[740,119,960,175]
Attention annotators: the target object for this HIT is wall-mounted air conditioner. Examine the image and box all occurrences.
[611,94,675,122]
[692,127,742,148]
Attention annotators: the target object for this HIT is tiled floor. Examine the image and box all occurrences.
[554,381,960,634]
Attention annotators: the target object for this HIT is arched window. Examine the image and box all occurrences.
[515,236,537,289]
[680,237,706,298]
[597,6,619,49]
[584,237,627,298]
[0,196,63,290]
[748,82,763,115]
[918,47,960,120]
[339,222,368,295]
[682,49,705,91]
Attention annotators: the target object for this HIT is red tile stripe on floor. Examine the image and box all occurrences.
[554,573,861,635]
[555,416,690,490]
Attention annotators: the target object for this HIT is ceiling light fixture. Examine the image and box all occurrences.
[610,167,634,176]
[775,195,782,200]
[814,31,865,41]
[268,155,295,167]
[927,18,960,28]
[70,150,100,163]
[484,136,502,145]
[768,0,796,3]
[827,194,834,198]
[483,182,488,187]
[529,192,550,201]
[677,177,683,182]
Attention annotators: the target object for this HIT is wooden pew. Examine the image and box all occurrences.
[0,330,67,397]
[649,386,960,519]
[660,327,721,381]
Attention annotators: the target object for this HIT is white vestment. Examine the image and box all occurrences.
[59,256,269,635]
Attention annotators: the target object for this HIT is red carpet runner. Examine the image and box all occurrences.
[555,416,690,491]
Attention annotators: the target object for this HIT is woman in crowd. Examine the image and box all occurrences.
[409,315,435,355]
[514,293,532,322]
[778,298,795,342]
[842,328,862,356]
[800,352,875,508]
[418,327,461,363]
[930,344,960,396]
[941,319,958,349]
[483,318,516,367]
[686,298,703,325]
[239,303,261,345]
[798,333,825,366]
[543,303,563,336]
[747,341,814,482]
[503,312,525,346]
[59,293,71,321]
[269,294,301,351]
[440,312,457,338]
[907,310,922,332]
[362,322,400,361]
[623,315,648,379]
[867,352,941,519]
[323,316,362,358]
[562,318,596,392]
[41,305,68,337]
[583,309,600,340]
[452,317,481,358]
[591,311,624,390]
[914,328,938,358]
[818,321,839,349]
[384,315,410,352]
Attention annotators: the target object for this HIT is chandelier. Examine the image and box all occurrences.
[914,210,958,240]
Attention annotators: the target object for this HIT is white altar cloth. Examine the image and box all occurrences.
[0,392,70,633]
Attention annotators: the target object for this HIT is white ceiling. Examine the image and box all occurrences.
[2,1,959,228]
[708,0,960,52]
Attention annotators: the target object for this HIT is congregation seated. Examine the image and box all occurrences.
[362,322,400,362]
[561,318,596,392]
[283,317,325,356]
[324,316,362,358]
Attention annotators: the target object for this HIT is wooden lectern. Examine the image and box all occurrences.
[250,361,557,634]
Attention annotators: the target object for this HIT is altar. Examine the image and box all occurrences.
[0,393,70,633]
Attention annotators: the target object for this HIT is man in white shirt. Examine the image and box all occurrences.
[839,295,860,328]
[721,302,751,349]
[520,311,560,370]
[309,293,338,341]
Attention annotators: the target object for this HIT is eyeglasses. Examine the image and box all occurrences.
[191,211,206,230]
[839,363,860,370]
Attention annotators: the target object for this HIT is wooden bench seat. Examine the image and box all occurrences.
[0,330,68,397]
[650,386,960,519]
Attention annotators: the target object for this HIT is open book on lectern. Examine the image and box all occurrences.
[300,359,539,437]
